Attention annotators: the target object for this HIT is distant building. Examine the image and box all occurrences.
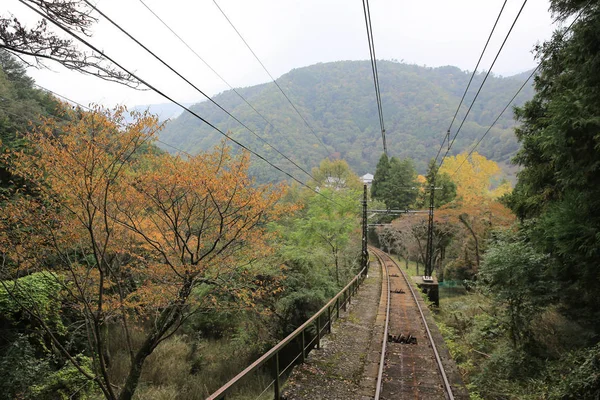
[361,173,374,186]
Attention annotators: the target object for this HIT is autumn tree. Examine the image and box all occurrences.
[0,106,287,400]
[439,152,505,204]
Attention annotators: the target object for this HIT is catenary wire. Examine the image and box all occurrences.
[451,1,592,176]
[17,0,340,205]
[136,0,313,178]
[83,0,317,182]
[32,83,193,156]
[436,0,529,170]
[211,0,332,157]
[434,0,508,163]
[361,0,387,156]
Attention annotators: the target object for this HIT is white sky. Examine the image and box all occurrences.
[4,0,560,108]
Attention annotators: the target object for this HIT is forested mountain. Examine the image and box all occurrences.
[159,60,534,181]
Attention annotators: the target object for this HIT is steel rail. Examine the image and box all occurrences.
[370,247,455,400]
[371,248,391,400]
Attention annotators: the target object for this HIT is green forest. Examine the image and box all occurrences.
[159,60,534,182]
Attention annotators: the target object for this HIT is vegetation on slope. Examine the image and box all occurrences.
[159,60,534,182]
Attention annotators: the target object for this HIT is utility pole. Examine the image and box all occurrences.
[362,184,369,275]
[425,183,435,277]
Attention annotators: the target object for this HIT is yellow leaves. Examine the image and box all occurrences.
[439,152,506,205]
[491,180,512,199]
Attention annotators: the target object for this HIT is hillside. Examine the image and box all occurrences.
[159,60,534,182]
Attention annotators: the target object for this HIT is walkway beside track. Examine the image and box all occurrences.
[282,257,385,400]
[282,249,469,400]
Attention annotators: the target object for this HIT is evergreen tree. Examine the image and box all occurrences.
[371,153,418,209]
[508,0,600,317]
[386,157,418,209]
[421,158,457,207]
[371,153,390,201]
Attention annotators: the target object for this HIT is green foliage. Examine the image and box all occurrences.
[508,1,600,317]
[159,60,534,182]
[371,153,419,209]
[422,158,457,207]
[0,334,50,399]
[0,50,59,194]
[478,229,557,348]
[30,355,97,400]
[0,272,66,335]
[370,153,390,201]
[555,343,600,400]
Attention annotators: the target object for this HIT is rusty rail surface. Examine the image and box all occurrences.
[370,246,455,400]
[371,248,390,400]
[206,266,368,400]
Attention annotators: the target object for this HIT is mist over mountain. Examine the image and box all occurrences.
[158,60,534,182]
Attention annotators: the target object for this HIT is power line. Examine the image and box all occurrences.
[450,68,536,177]
[361,0,387,156]
[136,0,311,176]
[33,83,192,156]
[211,0,332,157]
[83,0,316,183]
[18,0,337,204]
[436,0,529,170]
[435,0,508,163]
[451,1,591,176]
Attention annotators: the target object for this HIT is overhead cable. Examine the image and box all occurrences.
[83,0,317,182]
[436,0,529,169]
[361,0,387,156]
[33,83,192,156]
[136,0,309,174]
[211,0,332,157]
[452,1,591,176]
[434,0,508,164]
[18,0,337,204]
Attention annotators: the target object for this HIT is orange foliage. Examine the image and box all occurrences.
[0,105,292,398]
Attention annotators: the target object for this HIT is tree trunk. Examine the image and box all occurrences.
[119,277,192,400]
[459,214,480,270]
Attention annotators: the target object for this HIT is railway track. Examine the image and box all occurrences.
[370,246,455,400]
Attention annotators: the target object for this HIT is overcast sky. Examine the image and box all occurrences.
[5,0,560,108]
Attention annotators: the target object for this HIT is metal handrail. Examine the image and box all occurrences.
[207,266,368,400]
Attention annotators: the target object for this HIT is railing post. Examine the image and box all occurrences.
[301,330,306,362]
[273,353,280,400]
[316,317,321,349]
[327,306,332,333]
[348,285,352,305]
[336,297,340,318]
[343,290,347,311]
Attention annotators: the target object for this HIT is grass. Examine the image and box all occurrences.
[389,254,425,278]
